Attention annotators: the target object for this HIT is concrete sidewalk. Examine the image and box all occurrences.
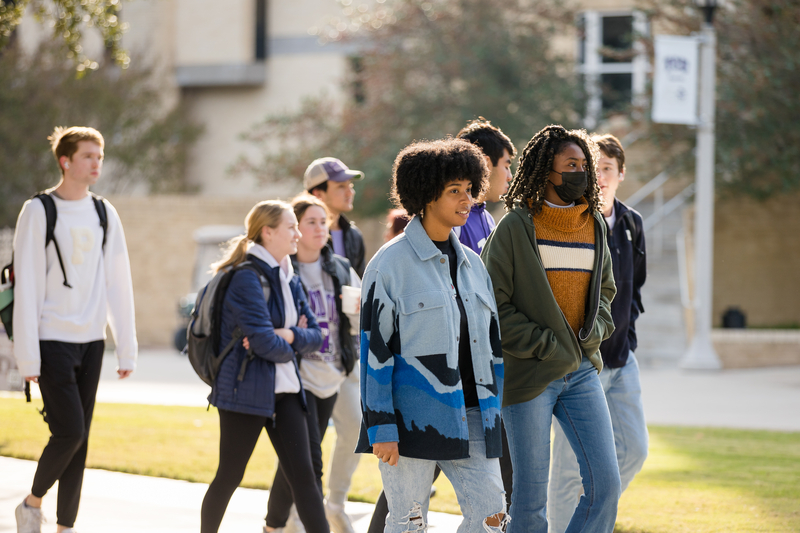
[1,456,465,533]
[2,349,800,532]
[639,364,800,432]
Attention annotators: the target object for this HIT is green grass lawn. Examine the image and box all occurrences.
[2,397,799,531]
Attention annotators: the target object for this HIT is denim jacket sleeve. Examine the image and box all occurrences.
[289,277,324,355]
[226,269,294,364]
[360,269,399,445]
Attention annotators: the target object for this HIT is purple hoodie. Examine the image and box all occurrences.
[456,202,496,254]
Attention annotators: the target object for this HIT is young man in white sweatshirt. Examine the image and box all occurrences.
[13,127,137,533]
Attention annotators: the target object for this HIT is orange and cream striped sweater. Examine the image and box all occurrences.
[532,199,596,336]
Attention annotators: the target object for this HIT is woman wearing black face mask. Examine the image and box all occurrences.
[480,125,620,533]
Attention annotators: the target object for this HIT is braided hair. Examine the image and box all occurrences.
[504,124,602,215]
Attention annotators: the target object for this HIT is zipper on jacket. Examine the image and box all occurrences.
[578,214,605,343]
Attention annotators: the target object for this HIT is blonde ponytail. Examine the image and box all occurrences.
[211,200,292,273]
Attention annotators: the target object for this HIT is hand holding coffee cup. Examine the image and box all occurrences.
[341,285,361,316]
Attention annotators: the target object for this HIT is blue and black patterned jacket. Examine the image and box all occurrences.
[355,217,504,460]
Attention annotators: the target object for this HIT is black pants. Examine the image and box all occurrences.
[200,394,329,533]
[366,420,514,533]
[31,340,104,529]
[266,391,338,528]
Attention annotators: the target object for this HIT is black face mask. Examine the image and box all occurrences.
[550,170,587,203]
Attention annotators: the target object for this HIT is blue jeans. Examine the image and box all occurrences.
[378,408,507,533]
[503,357,620,533]
[547,352,648,533]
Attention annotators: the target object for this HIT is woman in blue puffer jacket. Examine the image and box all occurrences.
[200,200,328,533]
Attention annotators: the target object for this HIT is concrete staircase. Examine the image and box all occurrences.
[628,199,687,368]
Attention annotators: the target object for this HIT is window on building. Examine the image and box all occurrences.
[350,56,365,105]
[577,11,649,128]
[602,16,634,63]
[255,0,267,60]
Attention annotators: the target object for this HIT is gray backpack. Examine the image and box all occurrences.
[184,261,270,386]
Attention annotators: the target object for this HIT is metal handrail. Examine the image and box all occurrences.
[643,183,695,232]
[621,170,692,258]
[675,228,693,310]
[624,171,669,208]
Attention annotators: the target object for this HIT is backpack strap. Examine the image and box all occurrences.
[621,210,644,256]
[34,193,71,288]
[236,262,272,303]
[91,193,108,250]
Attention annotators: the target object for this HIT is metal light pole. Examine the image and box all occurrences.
[681,0,722,370]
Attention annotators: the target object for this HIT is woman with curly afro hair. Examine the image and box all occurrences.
[356,138,509,533]
[482,125,620,533]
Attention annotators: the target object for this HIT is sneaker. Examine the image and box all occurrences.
[15,500,44,533]
[324,502,355,533]
[284,504,305,533]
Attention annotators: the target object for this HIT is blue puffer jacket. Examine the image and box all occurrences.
[208,254,323,418]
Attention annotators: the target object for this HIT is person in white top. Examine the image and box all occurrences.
[13,126,137,533]
[264,194,361,533]
[200,200,327,533]
[304,157,366,533]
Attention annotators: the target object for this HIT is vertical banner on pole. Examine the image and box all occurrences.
[652,35,699,125]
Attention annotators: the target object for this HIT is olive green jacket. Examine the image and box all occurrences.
[480,203,616,407]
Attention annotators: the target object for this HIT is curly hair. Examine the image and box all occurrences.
[391,139,489,217]
[504,125,602,214]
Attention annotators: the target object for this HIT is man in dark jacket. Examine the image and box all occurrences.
[548,134,648,533]
[305,157,366,277]
[304,157,365,533]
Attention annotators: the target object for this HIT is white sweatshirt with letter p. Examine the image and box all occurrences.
[12,193,138,377]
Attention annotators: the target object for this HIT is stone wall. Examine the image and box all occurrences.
[712,330,800,368]
[713,193,800,328]
[109,195,257,347]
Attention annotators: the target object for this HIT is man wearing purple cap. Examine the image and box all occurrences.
[304,157,366,277]
[304,157,365,533]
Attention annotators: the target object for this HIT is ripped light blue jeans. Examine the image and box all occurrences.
[377,407,507,533]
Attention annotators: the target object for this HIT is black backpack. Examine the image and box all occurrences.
[0,192,108,341]
[184,261,270,387]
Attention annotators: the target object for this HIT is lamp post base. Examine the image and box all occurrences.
[681,334,723,370]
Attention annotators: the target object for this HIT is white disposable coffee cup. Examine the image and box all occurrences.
[341,285,361,315]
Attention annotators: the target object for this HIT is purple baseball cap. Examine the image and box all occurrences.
[303,157,364,191]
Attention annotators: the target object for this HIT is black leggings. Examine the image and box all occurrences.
[366,420,514,533]
[200,394,329,533]
[32,340,104,529]
[266,391,338,528]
